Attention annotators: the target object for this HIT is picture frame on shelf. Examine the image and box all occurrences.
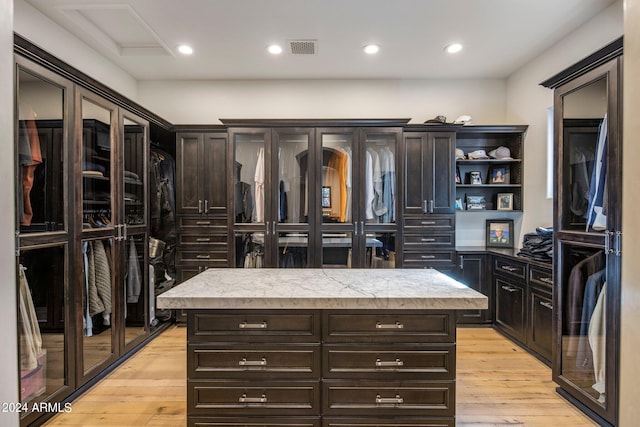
[486,219,514,248]
[469,171,483,185]
[497,193,514,211]
[466,195,486,210]
[488,165,510,184]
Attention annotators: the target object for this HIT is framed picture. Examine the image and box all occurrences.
[497,193,513,211]
[486,219,514,248]
[321,186,331,208]
[455,167,461,184]
[469,171,483,185]
[488,165,510,184]
[455,198,464,210]
[466,195,486,210]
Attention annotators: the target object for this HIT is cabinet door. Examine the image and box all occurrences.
[202,133,227,214]
[176,133,204,215]
[456,254,490,324]
[528,286,553,364]
[495,277,526,343]
[403,132,455,215]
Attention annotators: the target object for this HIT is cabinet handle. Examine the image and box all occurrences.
[421,255,436,259]
[376,394,404,404]
[360,221,364,235]
[375,358,404,368]
[198,200,203,214]
[204,199,209,213]
[429,199,434,213]
[239,357,267,367]
[195,238,211,242]
[421,238,436,242]
[501,265,518,272]
[196,220,211,225]
[196,255,210,259]
[354,222,359,236]
[422,200,428,214]
[266,221,270,236]
[273,221,277,234]
[540,301,553,310]
[239,393,267,404]
[539,277,553,284]
[239,321,268,329]
[375,321,404,329]
[421,221,436,225]
[501,285,518,293]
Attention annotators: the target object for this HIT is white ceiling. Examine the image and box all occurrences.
[23,0,617,81]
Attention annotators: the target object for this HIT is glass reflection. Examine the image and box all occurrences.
[234,135,265,224]
[278,232,308,268]
[277,133,309,224]
[322,232,353,268]
[235,232,265,268]
[364,232,396,268]
[321,134,353,223]
[123,117,145,225]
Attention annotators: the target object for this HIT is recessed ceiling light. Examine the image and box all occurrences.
[363,44,380,55]
[445,43,463,54]
[177,44,193,55]
[268,44,283,54]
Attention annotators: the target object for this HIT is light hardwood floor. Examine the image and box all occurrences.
[43,325,596,427]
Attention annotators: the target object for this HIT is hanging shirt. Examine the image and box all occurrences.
[254,147,265,223]
[365,150,374,220]
[586,114,608,231]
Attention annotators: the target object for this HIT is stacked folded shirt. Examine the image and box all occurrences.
[517,226,553,263]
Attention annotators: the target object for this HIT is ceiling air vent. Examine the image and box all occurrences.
[289,39,317,55]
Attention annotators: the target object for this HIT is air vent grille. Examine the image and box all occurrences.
[289,40,317,55]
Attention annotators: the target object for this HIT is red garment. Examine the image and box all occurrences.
[22,120,42,225]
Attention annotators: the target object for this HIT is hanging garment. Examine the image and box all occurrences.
[87,240,112,320]
[254,148,265,222]
[344,147,352,223]
[370,149,387,219]
[365,150,374,220]
[586,115,608,231]
[588,282,607,401]
[575,268,606,369]
[126,237,142,303]
[83,242,93,337]
[279,180,288,222]
[18,265,43,371]
[20,120,43,225]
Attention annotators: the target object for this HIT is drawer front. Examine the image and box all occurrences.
[493,256,526,280]
[189,381,319,415]
[324,311,455,343]
[177,249,228,266]
[322,381,455,416]
[323,344,455,380]
[188,344,320,379]
[190,417,320,427]
[529,265,553,290]
[179,234,228,246]
[323,418,454,427]
[179,216,228,229]
[404,216,455,231]
[189,310,321,343]
[403,233,455,248]
[402,250,456,267]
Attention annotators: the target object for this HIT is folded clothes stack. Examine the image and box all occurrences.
[517,226,553,263]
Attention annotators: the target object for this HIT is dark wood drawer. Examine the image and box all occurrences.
[190,417,320,427]
[189,380,319,415]
[403,216,455,231]
[323,311,455,343]
[178,216,227,229]
[323,344,455,380]
[322,418,454,427]
[179,234,228,246]
[322,380,455,416]
[529,265,553,290]
[403,233,455,248]
[177,249,228,265]
[402,250,456,267]
[188,344,321,379]
[189,310,321,343]
[493,256,527,280]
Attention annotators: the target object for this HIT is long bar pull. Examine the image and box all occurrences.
[196,238,212,242]
[239,321,268,329]
[239,357,267,367]
[429,199,434,213]
[204,199,209,214]
[239,393,267,404]
[376,394,404,404]
[501,285,518,293]
[354,222,359,236]
[266,221,270,236]
[198,200,203,214]
[539,277,553,284]
[375,358,404,368]
[422,200,428,213]
[196,255,211,259]
[540,301,553,310]
[376,321,404,329]
[501,265,518,272]
[196,220,211,225]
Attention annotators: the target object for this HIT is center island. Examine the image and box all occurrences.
[157,268,487,427]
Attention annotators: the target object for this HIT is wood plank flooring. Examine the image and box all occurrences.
[43,326,596,426]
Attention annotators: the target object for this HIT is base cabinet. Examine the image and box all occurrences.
[454,253,490,324]
[187,309,457,425]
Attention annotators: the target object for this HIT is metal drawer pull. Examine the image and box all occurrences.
[376,394,404,404]
[198,200,203,214]
[539,277,553,284]
[375,358,404,367]
[239,322,268,329]
[239,393,267,404]
[540,301,553,310]
[195,221,211,225]
[501,285,518,293]
[239,357,267,366]
[421,255,436,259]
[196,237,211,242]
[421,238,436,242]
[501,265,518,272]
[376,322,404,329]
[196,255,211,259]
[421,221,436,225]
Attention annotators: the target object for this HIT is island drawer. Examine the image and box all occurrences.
[189,417,320,427]
[322,380,455,416]
[188,344,321,379]
[323,344,455,380]
[323,311,455,343]
[322,418,454,427]
[189,310,321,343]
[188,380,320,415]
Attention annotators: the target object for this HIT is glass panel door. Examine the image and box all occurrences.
[122,116,146,226]
[274,129,311,225]
[320,132,353,224]
[363,132,397,224]
[124,234,147,348]
[233,132,267,224]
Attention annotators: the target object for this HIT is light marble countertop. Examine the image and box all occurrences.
[157,268,488,310]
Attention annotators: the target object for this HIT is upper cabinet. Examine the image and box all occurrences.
[542,37,622,427]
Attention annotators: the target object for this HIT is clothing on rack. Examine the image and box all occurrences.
[18,265,43,371]
[575,268,606,370]
[86,240,112,326]
[126,237,142,304]
[586,115,608,231]
[19,119,43,226]
[150,148,176,274]
[589,281,607,401]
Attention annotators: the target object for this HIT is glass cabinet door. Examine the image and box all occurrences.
[123,234,148,348]
[233,130,268,225]
[121,115,147,227]
[362,130,398,225]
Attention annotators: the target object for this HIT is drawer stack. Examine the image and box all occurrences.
[402,216,456,273]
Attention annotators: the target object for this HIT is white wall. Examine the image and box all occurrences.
[621,0,640,424]
[1,0,19,425]
[13,0,139,102]
[506,0,623,241]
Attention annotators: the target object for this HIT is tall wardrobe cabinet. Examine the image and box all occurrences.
[542,37,622,426]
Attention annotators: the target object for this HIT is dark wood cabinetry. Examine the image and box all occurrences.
[455,252,490,324]
[494,256,528,343]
